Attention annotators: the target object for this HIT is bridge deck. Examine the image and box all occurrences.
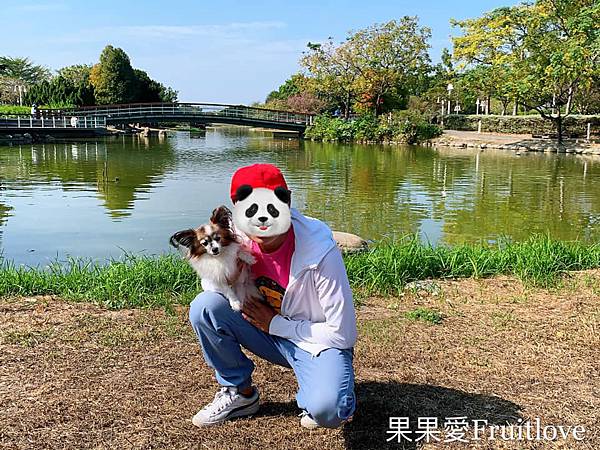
[46,102,314,131]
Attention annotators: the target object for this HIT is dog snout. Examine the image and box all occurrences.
[211,247,219,255]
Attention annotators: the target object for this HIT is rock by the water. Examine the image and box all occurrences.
[332,231,368,253]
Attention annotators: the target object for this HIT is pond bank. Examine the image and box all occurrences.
[2,236,600,308]
[0,124,171,144]
[0,128,113,144]
[431,130,600,154]
[1,271,597,448]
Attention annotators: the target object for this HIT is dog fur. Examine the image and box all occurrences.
[169,206,259,311]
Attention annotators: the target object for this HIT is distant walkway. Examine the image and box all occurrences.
[443,130,533,144]
[432,130,600,154]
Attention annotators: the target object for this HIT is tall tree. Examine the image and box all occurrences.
[133,69,178,102]
[301,39,360,118]
[0,56,51,84]
[89,45,138,104]
[58,64,92,86]
[0,56,51,105]
[347,17,431,115]
[453,0,600,142]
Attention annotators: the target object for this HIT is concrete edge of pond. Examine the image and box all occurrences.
[428,131,600,154]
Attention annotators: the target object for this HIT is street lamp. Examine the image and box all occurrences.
[447,83,454,115]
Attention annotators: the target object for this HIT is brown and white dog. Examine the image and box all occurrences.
[169,206,259,311]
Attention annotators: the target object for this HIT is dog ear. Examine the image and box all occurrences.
[170,229,196,249]
[210,205,232,229]
[234,184,253,203]
[274,186,291,205]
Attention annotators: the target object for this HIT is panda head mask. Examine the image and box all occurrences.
[230,164,292,238]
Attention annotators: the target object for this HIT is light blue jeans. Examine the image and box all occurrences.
[188,291,356,428]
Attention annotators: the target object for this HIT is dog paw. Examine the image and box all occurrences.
[230,300,242,311]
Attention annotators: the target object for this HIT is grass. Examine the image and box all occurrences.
[2,273,599,449]
[0,253,201,309]
[344,235,600,296]
[404,307,443,325]
[2,235,600,309]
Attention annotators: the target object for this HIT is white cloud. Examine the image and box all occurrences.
[50,21,287,44]
[122,21,286,38]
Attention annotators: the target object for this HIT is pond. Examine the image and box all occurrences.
[1,127,599,266]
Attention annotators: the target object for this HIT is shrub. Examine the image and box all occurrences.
[0,105,31,115]
[378,110,443,144]
[305,110,442,143]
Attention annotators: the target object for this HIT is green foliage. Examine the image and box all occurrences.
[89,45,139,104]
[380,110,443,144]
[0,56,52,104]
[2,236,600,309]
[0,105,30,114]
[266,74,307,102]
[452,0,600,140]
[404,307,443,325]
[0,56,51,84]
[300,17,432,116]
[134,69,178,103]
[19,47,178,107]
[305,111,442,143]
[443,114,600,137]
[305,115,355,141]
[344,235,600,297]
[24,75,94,108]
[0,254,200,309]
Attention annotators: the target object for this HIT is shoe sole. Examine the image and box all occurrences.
[192,397,260,427]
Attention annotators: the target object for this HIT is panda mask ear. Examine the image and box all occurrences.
[235,184,253,203]
[232,187,291,238]
[274,186,291,205]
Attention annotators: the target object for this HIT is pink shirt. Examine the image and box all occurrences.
[250,226,295,313]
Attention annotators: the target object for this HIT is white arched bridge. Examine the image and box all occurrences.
[0,102,315,136]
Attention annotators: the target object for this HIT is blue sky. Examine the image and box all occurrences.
[2,0,519,104]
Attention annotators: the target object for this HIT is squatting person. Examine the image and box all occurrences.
[188,163,357,429]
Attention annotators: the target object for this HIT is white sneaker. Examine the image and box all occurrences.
[192,386,259,427]
[300,411,319,429]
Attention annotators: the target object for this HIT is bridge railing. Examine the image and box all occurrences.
[46,102,314,126]
[0,114,107,129]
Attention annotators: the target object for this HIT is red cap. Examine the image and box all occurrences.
[230,164,289,203]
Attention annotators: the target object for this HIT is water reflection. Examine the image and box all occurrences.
[2,136,175,219]
[0,129,599,265]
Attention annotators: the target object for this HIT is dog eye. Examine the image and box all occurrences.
[213,236,220,242]
[267,204,279,218]
[245,203,258,218]
[200,240,208,246]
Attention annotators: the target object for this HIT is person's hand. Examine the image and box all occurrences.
[242,297,277,333]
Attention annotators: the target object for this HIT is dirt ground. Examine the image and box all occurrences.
[1,272,599,450]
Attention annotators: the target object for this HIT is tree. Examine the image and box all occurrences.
[301,39,360,118]
[346,17,431,115]
[453,0,600,142]
[0,56,51,105]
[265,73,306,102]
[285,92,326,114]
[0,56,51,84]
[57,64,92,85]
[24,75,95,107]
[89,45,139,104]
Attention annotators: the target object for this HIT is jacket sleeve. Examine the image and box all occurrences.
[268,247,358,349]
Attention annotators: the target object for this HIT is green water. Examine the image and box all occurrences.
[1,128,598,265]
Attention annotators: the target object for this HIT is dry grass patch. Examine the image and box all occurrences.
[1,272,599,449]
